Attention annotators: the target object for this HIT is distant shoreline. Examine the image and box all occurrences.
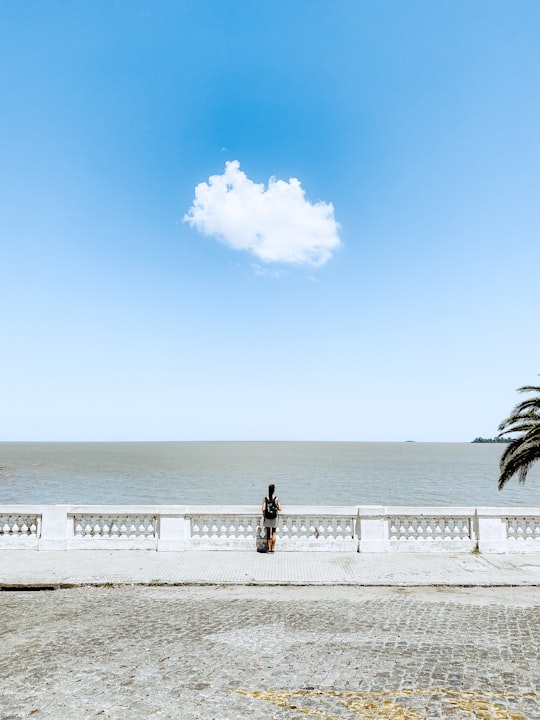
[471,437,512,444]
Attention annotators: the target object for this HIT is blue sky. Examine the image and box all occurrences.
[1,0,539,441]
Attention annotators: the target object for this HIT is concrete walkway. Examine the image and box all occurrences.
[2,549,540,587]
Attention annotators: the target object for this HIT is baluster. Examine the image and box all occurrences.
[442,518,449,538]
[403,518,412,540]
[506,518,515,540]
[398,517,405,539]
[397,518,405,539]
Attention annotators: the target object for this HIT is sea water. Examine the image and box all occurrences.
[1,442,540,507]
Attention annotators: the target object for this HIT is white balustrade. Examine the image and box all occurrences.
[389,516,471,541]
[279,509,357,551]
[0,513,39,548]
[360,507,477,553]
[189,513,258,550]
[0,504,540,553]
[71,514,156,544]
[506,516,540,544]
[186,506,357,551]
[67,506,159,549]
[387,514,474,552]
[476,508,540,553]
[0,514,38,536]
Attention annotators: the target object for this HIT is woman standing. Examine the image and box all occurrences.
[262,483,282,553]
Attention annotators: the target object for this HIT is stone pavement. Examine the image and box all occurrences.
[1,585,540,719]
[2,549,540,587]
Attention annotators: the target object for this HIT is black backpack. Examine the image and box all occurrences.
[264,496,278,520]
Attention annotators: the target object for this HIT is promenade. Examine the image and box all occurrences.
[2,548,540,587]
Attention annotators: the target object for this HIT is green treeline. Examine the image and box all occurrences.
[471,437,512,444]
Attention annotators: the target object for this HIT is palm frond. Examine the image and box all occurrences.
[498,419,540,436]
[498,437,540,489]
[517,385,540,395]
[498,382,540,489]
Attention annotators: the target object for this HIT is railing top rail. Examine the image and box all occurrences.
[185,505,358,515]
[0,506,46,514]
[476,507,540,516]
[378,506,477,516]
[68,505,181,514]
[2,504,540,517]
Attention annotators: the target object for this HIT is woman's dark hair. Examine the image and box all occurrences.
[268,483,275,500]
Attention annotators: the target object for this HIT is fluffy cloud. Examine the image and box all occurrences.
[183,161,341,267]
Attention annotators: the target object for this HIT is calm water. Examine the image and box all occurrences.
[1,442,540,507]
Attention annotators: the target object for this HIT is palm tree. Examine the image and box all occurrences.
[498,383,540,489]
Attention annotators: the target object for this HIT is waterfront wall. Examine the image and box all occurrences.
[1,505,540,553]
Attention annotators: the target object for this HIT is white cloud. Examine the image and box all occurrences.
[183,161,341,267]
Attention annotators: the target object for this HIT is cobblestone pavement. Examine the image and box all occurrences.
[1,586,540,720]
